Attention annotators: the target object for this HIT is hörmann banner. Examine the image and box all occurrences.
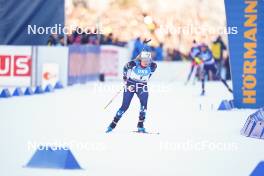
[225,0,264,108]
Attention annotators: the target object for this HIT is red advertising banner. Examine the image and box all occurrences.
[0,46,32,86]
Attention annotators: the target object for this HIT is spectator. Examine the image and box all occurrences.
[56,35,65,46]
[47,34,59,46]
[81,30,90,44]
[71,27,82,44]
[211,36,227,76]
[66,34,74,45]
[105,33,113,44]
[172,49,182,61]
[131,37,143,60]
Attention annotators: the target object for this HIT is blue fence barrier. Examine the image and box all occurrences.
[68,45,101,85]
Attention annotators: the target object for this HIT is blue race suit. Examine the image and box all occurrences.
[197,46,232,94]
[109,60,157,129]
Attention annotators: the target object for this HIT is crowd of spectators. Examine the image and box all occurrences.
[47,31,230,79]
[47,28,230,79]
[47,28,127,47]
[130,36,231,80]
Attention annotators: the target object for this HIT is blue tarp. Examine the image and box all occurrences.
[0,0,64,45]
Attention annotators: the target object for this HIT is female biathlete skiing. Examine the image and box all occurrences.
[106,51,157,133]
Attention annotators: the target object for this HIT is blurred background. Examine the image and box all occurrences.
[50,0,230,81]
[1,1,264,176]
[0,0,231,90]
[65,0,227,53]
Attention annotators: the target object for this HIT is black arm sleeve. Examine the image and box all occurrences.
[148,62,157,79]
[123,61,136,76]
[150,62,157,73]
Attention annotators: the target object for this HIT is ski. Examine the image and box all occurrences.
[132,130,160,135]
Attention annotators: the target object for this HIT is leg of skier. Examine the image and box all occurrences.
[185,63,195,85]
[106,85,135,133]
[136,84,148,132]
[136,85,148,133]
[200,65,207,96]
[212,64,233,93]
[220,78,233,93]
[192,65,198,85]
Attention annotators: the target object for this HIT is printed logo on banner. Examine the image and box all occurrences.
[0,55,31,76]
[0,46,32,86]
[42,63,59,87]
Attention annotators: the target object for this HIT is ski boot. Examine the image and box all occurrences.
[106,116,120,133]
[137,118,146,133]
[106,126,113,133]
[137,127,146,133]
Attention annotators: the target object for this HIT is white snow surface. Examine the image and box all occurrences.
[0,80,263,176]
